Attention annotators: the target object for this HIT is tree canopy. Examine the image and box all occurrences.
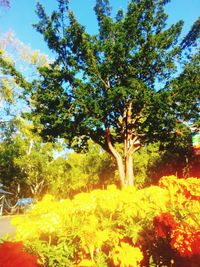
[28,0,200,186]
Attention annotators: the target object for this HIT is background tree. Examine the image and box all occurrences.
[13,125,55,199]
[0,120,22,196]
[0,31,51,123]
[0,117,115,199]
[48,141,115,198]
[0,117,59,198]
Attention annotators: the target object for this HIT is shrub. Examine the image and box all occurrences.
[142,176,200,266]
[10,176,200,266]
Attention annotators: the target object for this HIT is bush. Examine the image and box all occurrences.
[10,176,200,266]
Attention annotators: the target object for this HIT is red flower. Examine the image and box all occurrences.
[0,242,40,267]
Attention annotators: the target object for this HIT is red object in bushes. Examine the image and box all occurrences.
[0,241,39,267]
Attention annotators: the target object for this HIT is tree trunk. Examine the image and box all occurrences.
[123,101,135,186]
[106,126,125,186]
[105,101,140,187]
[106,126,137,187]
[116,156,126,186]
[125,154,134,186]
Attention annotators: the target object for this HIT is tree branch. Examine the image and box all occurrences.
[105,126,121,160]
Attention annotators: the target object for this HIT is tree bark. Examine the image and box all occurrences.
[106,126,125,186]
[105,100,140,187]
[123,101,136,185]
[125,154,134,186]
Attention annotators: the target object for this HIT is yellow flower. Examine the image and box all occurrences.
[77,259,94,267]
[113,242,143,267]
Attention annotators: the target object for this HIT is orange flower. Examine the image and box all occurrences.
[171,224,200,257]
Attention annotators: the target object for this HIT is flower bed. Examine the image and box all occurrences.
[0,176,198,266]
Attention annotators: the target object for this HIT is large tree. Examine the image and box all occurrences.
[25,1,200,186]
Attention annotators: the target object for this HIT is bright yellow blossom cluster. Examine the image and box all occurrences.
[10,176,200,266]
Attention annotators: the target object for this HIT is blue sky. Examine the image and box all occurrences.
[0,0,199,56]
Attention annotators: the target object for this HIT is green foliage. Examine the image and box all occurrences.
[168,52,200,124]
[48,142,115,198]
[25,239,74,267]
[150,124,194,179]
[31,0,188,146]
[133,142,162,188]
[0,120,25,194]
[0,118,115,198]
[0,118,63,198]
[181,17,200,50]
[0,49,31,92]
